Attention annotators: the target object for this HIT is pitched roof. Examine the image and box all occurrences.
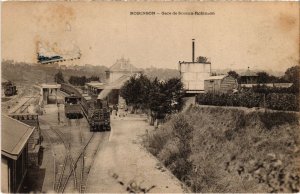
[205,75,228,80]
[240,69,258,76]
[86,81,105,87]
[1,115,34,160]
[108,58,141,72]
[97,74,133,99]
[105,74,132,89]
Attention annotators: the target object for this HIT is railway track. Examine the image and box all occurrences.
[42,123,109,193]
[40,124,69,192]
[59,118,109,193]
[79,132,109,193]
[40,125,57,191]
[9,95,39,114]
[39,117,78,193]
[49,125,78,193]
[45,90,110,193]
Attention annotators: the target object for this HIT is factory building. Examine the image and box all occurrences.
[179,39,212,94]
[1,115,34,193]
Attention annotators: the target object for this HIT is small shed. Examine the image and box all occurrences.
[1,115,34,193]
[204,75,238,93]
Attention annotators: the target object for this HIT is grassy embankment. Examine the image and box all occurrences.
[143,105,300,192]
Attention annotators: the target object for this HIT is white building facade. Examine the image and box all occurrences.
[106,58,142,83]
[179,61,211,93]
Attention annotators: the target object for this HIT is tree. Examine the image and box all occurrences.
[120,76,137,106]
[120,75,185,125]
[137,74,152,109]
[196,56,210,64]
[120,74,151,111]
[284,66,299,84]
[227,71,239,80]
[69,75,87,86]
[148,78,165,125]
[54,71,65,84]
[87,76,100,82]
[257,71,270,84]
[147,77,185,125]
[163,77,185,112]
[284,65,299,93]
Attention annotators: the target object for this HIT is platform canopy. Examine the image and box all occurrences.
[41,83,61,89]
[1,115,34,160]
[86,81,105,88]
[86,75,132,90]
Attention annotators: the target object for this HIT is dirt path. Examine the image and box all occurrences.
[86,115,185,193]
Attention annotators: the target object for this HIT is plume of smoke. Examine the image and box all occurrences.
[97,88,112,100]
[97,75,132,100]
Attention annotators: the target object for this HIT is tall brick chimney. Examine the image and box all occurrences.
[192,39,195,63]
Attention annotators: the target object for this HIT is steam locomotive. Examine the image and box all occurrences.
[81,94,110,131]
[4,81,17,96]
[61,83,110,131]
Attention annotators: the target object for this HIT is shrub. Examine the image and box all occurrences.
[196,92,299,111]
[266,93,299,111]
[143,114,194,184]
[144,128,170,156]
[144,106,300,192]
[259,112,298,129]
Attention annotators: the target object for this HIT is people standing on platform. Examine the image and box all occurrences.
[58,112,60,124]
[113,104,118,116]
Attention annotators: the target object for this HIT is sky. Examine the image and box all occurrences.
[2,2,299,72]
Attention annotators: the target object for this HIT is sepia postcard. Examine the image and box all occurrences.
[1,1,299,193]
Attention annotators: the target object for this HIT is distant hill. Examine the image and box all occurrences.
[2,60,182,84]
[212,68,285,77]
[1,60,108,84]
[143,67,180,81]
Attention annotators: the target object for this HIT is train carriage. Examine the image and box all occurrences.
[61,83,110,131]
[64,94,83,119]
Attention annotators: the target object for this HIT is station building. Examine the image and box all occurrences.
[86,58,142,106]
[1,115,34,193]
[105,57,143,83]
